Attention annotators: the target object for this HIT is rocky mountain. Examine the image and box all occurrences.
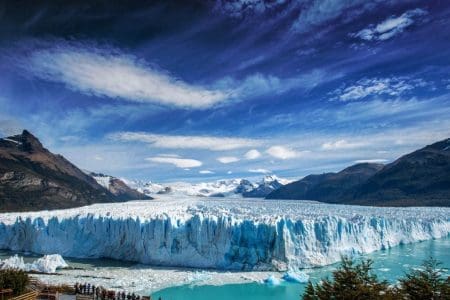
[90,172,151,201]
[267,138,450,207]
[241,175,285,198]
[266,163,384,202]
[0,130,147,212]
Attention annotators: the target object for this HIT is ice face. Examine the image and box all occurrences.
[0,197,449,271]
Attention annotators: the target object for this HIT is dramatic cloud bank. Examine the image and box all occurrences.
[111,132,262,151]
[23,43,228,108]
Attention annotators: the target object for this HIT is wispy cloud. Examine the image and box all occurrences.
[352,8,427,41]
[331,77,427,102]
[16,41,332,110]
[266,145,306,160]
[111,132,262,151]
[244,149,261,160]
[146,156,202,168]
[248,168,271,174]
[215,70,328,98]
[217,156,240,164]
[22,41,228,109]
[321,139,367,150]
[199,170,214,174]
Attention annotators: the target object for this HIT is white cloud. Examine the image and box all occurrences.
[352,8,427,41]
[244,149,261,160]
[217,156,240,164]
[93,155,104,161]
[112,132,261,151]
[248,168,271,174]
[266,145,303,160]
[199,170,215,174]
[24,42,228,109]
[354,159,388,164]
[146,156,202,168]
[18,41,333,110]
[321,139,367,150]
[332,77,426,102]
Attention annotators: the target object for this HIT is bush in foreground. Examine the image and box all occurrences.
[0,268,30,296]
[302,257,450,300]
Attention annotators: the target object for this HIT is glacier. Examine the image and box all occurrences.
[0,197,449,271]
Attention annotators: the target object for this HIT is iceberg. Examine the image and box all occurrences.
[264,275,281,286]
[0,197,449,271]
[0,254,68,273]
[0,254,26,270]
[282,270,309,283]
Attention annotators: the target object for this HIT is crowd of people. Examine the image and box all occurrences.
[74,283,150,300]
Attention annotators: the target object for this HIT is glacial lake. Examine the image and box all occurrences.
[151,237,450,300]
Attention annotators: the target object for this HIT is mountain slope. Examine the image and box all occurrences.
[0,130,142,212]
[267,138,450,207]
[266,163,383,201]
[345,138,450,206]
[90,172,151,201]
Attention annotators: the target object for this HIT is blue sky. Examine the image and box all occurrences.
[1,0,449,182]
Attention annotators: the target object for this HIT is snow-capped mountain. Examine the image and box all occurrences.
[128,175,292,198]
[89,172,151,201]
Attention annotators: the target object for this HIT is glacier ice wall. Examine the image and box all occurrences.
[0,198,449,271]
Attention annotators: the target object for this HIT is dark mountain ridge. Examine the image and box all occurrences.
[0,130,149,212]
[266,163,383,202]
[267,138,450,207]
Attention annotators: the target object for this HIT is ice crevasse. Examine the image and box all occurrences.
[0,198,449,271]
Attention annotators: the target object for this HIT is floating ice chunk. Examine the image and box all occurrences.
[0,254,26,270]
[0,254,68,273]
[187,271,212,285]
[264,275,281,286]
[28,254,68,273]
[282,270,309,283]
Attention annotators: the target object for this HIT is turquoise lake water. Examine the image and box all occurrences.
[152,237,450,300]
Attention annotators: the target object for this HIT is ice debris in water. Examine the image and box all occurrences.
[282,270,309,283]
[0,254,68,273]
[264,275,281,286]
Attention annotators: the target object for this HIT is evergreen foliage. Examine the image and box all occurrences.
[302,257,450,300]
[0,268,30,296]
